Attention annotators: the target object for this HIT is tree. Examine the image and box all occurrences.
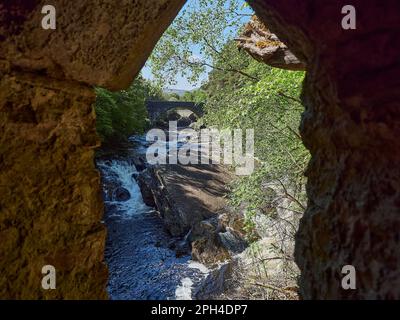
[201,41,308,217]
[94,75,161,144]
[182,89,207,103]
[145,0,309,297]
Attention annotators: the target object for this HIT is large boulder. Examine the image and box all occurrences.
[136,163,248,265]
[190,218,231,266]
[137,164,233,237]
[194,261,236,299]
[137,165,248,266]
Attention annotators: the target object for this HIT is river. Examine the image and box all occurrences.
[96,133,211,300]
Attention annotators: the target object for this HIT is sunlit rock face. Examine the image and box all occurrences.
[0,0,186,90]
[249,0,400,299]
[0,0,185,299]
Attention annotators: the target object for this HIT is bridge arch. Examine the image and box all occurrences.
[145,100,204,122]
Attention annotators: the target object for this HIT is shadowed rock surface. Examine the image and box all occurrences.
[0,70,108,299]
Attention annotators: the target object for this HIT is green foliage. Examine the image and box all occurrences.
[166,92,181,101]
[95,76,161,144]
[147,0,309,241]
[200,42,309,240]
[149,0,252,86]
[181,89,207,103]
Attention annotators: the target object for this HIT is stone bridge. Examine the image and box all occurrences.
[146,100,204,122]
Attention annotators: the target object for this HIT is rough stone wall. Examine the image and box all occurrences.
[0,67,107,299]
[1,0,186,90]
[248,0,400,299]
[1,0,185,299]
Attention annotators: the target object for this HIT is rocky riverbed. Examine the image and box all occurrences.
[96,129,248,299]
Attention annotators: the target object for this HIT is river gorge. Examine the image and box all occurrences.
[96,125,244,299]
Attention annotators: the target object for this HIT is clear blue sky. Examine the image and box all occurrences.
[141,0,253,91]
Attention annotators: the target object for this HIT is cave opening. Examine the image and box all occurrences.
[94,0,307,300]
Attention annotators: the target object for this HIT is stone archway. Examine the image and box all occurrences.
[1,0,400,299]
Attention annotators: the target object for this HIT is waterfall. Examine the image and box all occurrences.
[97,144,209,300]
[97,160,149,218]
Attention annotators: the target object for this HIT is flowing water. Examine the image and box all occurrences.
[96,136,210,300]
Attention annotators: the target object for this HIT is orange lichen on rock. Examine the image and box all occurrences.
[255,40,281,48]
[236,15,305,71]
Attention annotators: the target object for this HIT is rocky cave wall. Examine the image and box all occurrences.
[0,0,185,299]
[248,0,400,299]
